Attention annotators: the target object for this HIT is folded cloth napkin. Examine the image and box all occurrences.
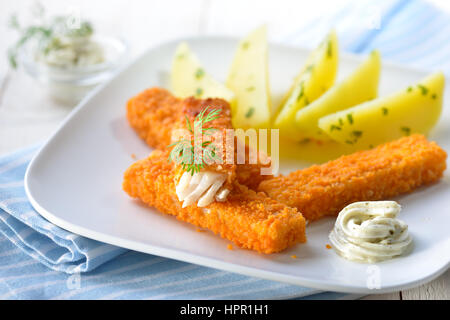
[0,145,127,273]
[0,146,360,299]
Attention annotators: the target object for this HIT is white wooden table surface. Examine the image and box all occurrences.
[0,0,448,300]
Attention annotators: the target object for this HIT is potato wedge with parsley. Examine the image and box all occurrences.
[318,72,445,148]
[171,42,235,103]
[295,50,381,140]
[226,26,271,129]
[273,30,338,140]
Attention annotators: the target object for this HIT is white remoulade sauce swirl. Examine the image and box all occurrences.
[329,201,412,263]
[176,171,228,208]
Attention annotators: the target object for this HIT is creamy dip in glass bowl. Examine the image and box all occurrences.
[19,35,128,105]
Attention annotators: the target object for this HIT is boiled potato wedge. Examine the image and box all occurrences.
[226,26,271,129]
[318,72,445,149]
[171,42,235,103]
[295,50,381,140]
[279,138,360,164]
[273,30,338,140]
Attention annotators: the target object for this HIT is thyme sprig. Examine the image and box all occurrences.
[168,106,222,175]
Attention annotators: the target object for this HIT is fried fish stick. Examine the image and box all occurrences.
[123,149,306,254]
[127,87,182,150]
[258,135,447,221]
[127,87,272,188]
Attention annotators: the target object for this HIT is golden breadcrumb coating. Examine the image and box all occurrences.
[126,87,272,188]
[123,149,306,254]
[127,87,182,150]
[258,134,447,221]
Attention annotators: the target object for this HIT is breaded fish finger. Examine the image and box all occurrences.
[127,87,182,150]
[258,134,447,221]
[123,149,306,254]
[126,87,272,189]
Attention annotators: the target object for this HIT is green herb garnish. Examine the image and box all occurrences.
[8,24,52,69]
[195,68,205,79]
[242,41,250,50]
[407,86,413,93]
[432,93,437,100]
[245,107,255,118]
[7,6,95,69]
[299,138,311,144]
[418,84,428,95]
[330,124,341,132]
[296,82,305,101]
[401,126,411,136]
[382,107,388,116]
[305,64,314,73]
[327,40,332,58]
[168,107,221,175]
[195,87,203,97]
[352,130,363,138]
[246,86,255,92]
[347,113,353,125]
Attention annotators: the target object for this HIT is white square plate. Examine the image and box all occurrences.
[25,37,450,294]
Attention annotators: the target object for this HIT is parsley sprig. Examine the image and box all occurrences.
[168,107,222,175]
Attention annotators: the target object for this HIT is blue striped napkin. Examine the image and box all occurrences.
[0,146,358,299]
[283,0,450,74]
[0,145,127,274]
[0,0,447,299]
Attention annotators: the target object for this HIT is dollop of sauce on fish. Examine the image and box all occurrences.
[329,201,412,263]
[176,171,228,208]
